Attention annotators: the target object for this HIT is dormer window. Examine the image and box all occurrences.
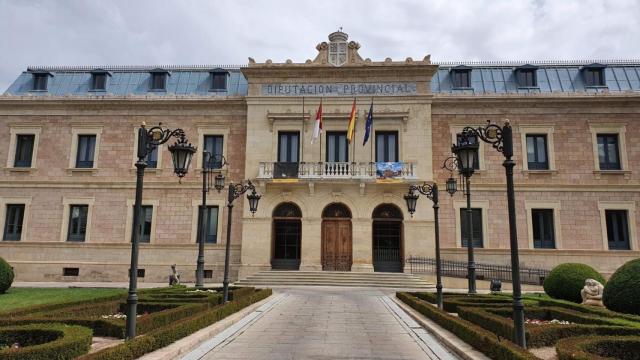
[90,70,110,91]
[582,63,606,87]
[515,64,538,87]
[149,70,169,91]
[451,65,472,88]
[209,71,228,91]
[31,71,51,91]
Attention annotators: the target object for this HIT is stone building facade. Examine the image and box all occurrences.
[1,31,638,282]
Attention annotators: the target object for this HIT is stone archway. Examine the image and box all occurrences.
[271,202,302,270]
[321,203,352,271]
[372,204,404,272]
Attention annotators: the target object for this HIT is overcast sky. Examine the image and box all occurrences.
[1,0,639,92]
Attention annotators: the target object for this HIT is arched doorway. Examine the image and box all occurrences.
[271,202,302,270]
[321,203,352,271]
[372,204,404,272]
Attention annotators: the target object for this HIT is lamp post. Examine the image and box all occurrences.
[404,182,443,310]
[455,120,526,348]
[126,123,196,339]
[446,134,480,294]
[195,152,228,288]
[213,174,261,303]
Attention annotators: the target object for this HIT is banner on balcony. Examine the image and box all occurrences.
[376,162,403,180]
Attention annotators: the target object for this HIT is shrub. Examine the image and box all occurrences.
[396,292,537,360]
[544,263,605,303]
[556,336,640,360]
[603,258,640,315]
[0,323,92,360]
[0,257,14,294]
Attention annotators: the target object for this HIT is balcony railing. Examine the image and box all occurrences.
[258,161,417,180]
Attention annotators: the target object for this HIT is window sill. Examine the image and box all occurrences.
[593,170,631,179]
[4,167,35,173]
[67,168,99,174]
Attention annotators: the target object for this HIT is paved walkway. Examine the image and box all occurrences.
[193,287,459,360]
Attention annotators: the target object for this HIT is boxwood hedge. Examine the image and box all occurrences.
[0,323,92,360]
[556,335,640,360]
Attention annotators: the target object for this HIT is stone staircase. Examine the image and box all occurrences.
[234,271,434,289]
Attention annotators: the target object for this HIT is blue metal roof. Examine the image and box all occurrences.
[3,66,248,96]
[432,61,640,94]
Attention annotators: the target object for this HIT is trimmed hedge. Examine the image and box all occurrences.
[457,306,640,347]
[534,297,640,328]
[544,263,605,303]
[0,323,92,360]
[0,293,126,319]
[603,258,640,315]
[556,336,640,360]
[78,288,273,360]
[0,257,15,294]
[396,292,537,360]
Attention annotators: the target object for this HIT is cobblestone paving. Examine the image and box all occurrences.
[201,287,456,360]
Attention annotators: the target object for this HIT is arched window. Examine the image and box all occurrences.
[372,204,403,220]
[322,203,352,218]
[273,202,302,218]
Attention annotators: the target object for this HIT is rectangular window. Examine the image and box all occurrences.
[532,209,555,249]
[146,145,158,168]
[204,135,224,169]
[150,73,167,90]
[460,208,483,248]
[76,135,96,168]
[3,204,25,241]
[526,134,548,170]
[326,131,348,162]
[91,73,107,90]
[210,72,227,91]
[32,74,48,91]
[14,134,35,168]
[63,268,79,276]
[375,131,399,162]
[67,205,88,242]
[456,134,479,169]
[452,70,471,88]
[199,206,219,243]
[606,210,630,250]
[275,132,300,179]
[584,69,605,86]
[517,70,537,87]
[597,134,621,170]
[133,205,153,243]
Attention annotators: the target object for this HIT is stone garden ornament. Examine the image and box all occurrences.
[581,278,605,307]
[169,264,181,286]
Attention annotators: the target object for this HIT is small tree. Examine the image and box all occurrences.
[0,257,15,294]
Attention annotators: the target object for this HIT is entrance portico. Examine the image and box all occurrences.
[238,30,437,279]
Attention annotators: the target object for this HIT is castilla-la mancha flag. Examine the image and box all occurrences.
[311,100,323,144]
[347,98,357,143]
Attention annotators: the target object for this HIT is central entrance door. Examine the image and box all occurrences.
[272,203,302,270]
[372,204,404,272]
[321,203,352,271]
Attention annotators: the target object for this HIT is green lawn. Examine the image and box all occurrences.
[0,287,127,312]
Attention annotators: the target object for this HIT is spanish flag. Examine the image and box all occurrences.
[347,98,357,143]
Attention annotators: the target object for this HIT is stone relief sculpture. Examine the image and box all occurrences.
[580,278,605,307]
[169,264,181,286]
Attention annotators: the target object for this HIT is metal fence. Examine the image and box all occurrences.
[406,256,550,285]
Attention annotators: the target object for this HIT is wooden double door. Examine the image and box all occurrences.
[321,219,352,271]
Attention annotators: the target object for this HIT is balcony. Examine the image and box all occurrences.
[258,162,417,181]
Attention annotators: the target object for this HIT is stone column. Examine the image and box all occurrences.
[300,218,322,271]
[351,218,374,272]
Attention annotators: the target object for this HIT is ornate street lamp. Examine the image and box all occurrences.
[449,133,480,296]
[127,123,196,339]
[215,177,261,302]
[195,152,228,288]
[454,120,527,348]
[404,182,443,310]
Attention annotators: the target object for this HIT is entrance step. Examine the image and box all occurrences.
[234,271,434,289]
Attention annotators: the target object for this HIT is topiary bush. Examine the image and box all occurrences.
[603,258,640,315]
[0,257,14,294]
[543,263,605,303]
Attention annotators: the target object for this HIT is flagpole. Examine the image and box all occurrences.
[319,97,322,165]
[301,96,305,163]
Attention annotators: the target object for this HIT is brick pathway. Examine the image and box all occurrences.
[199,287,458,360]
